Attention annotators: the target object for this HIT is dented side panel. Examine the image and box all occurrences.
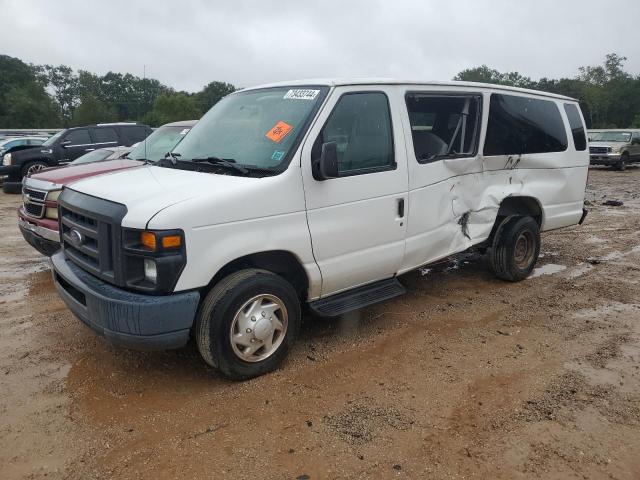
[397,88,588,275]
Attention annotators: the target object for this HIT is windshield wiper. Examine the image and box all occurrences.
[191,157,249,175]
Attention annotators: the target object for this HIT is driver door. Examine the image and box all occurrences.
[301,86,408,297]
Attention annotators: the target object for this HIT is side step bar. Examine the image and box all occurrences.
[308,278,406,317]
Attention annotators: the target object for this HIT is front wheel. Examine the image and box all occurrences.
[616,154,629,171]
[21,160,48,178]
[489,216,540,282]
[195,269,301,380]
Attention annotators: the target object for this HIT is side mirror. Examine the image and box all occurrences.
[313,142,339,180]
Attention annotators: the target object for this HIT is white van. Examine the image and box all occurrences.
[51,79,589,379]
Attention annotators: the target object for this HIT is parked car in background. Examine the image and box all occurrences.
[588,129,640,170]
[125,119,197,162]
[1,123,152,193]
[0,137,47,158]
[67,146,132,166]
[49,80,589,380]
[18,121,197,256]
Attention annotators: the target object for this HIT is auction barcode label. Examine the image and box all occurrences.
[283,89,320,100]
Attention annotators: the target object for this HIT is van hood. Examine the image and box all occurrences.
[31,159,142,185]
[66,165,261,228]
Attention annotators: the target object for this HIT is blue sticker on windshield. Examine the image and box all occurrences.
[271,150,285,161]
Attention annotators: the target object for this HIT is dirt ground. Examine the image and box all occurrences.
[1,167,640,480]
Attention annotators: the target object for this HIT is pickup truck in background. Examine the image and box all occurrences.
[18,120,196,255]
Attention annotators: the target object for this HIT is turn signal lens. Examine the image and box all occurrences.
[45,207,58,220]
[161,235,182,249]
[140,231,157,250]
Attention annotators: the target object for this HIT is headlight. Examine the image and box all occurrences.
[610,146,622,154]
[121,228,186,293]
[2,153,11,166]
[46,189,62,202]
[143,259,157,283]
[45,207,58,219]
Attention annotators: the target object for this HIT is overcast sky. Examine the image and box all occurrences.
[2,0,639,92]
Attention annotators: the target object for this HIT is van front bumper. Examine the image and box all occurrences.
[51,250,200,351]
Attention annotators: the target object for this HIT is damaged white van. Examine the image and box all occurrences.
[51,79,589,379]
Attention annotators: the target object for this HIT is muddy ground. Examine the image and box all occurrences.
[1,167,640,480]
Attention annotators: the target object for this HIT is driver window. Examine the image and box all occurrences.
[313,92,394,176]
[405,93,481,163]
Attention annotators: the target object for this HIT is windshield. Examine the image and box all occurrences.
[172,86,328,170]
[597,131,631,142]
[128,125,192,161]
[69,149,114,165]
[43,130,65,146]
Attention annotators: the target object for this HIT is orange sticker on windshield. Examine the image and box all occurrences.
[265,121,293,143]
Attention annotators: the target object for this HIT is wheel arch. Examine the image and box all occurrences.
[487,195,544,244]
[202,250,310,301]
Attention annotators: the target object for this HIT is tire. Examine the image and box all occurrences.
[489,216,540,282]
[2,181,22,194]
[617,154,628,171]
[21,161,48,178]
[195,269,301,380]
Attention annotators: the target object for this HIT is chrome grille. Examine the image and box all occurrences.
[22,186,48,219]
[24,201,44,218]
[589,146,608,154]
[23,187,47,201]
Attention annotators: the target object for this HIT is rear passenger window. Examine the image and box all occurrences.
[92,128,118,144]
[124,126,150,144]
[405,94,481,162]
[563,104,587,151]
[314,92,394,175]
[64,129,91,145]
[484,94,568,156]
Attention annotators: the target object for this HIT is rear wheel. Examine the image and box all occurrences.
[21,161,48,178]
[489,216,540,281]
[195,269,301,380]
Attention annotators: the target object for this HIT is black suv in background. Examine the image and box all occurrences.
[1,123,152,193]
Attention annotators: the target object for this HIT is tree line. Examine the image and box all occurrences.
[0,54,235,128]
[1,53,638,129]
[454,53,640,129]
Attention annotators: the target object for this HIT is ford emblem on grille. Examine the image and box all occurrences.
[69,228,84,247]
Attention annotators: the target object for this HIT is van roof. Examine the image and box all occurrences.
[240,78,578,102]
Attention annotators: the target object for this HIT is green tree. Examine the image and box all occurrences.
[2,84,61,128]
[144,93,201,126]
[37,64,79,125]
[71,94,117,126]
[454,65,534,88]
[0,55,61,127]
[195,81,236,112]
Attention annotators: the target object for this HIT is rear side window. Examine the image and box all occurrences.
[64,129,91,145]
[563,104,587,151]
[92,128,118,144]
[314,92,394,175]
[484,94,568,156]
[406,93,481,162]
[123,126,150,144]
